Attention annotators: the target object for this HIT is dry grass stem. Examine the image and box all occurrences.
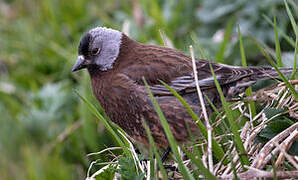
[219,167,298,179]
[87,147,122,157]
[251,122,298,169]
[190,45,214,174]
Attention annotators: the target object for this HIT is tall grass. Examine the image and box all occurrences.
[238,25,257,119]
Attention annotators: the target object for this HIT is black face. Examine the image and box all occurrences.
[72,33,93,72]
[78,33,91,57]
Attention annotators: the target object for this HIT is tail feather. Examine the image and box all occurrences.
[226,67,294,99]
[252,67,293,80]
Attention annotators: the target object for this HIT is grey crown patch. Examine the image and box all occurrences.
[89,27,122,71]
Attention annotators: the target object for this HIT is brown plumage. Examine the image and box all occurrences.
[72,27,292,147]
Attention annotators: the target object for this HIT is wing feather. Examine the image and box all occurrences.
[150,61,256,96]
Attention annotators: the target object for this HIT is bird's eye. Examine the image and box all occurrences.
[91,48,100,56]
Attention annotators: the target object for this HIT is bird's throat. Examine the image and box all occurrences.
[87,64,102,76]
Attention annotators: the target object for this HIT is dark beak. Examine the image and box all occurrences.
[72,55,87,72]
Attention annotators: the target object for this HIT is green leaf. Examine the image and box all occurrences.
[258,118,292,140]
[95,165,117,180]
[118,156,145,180]
[288,141,298,156]
[256,113,294,143]
[263,107,287,119]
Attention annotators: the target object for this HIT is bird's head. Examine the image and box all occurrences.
[72,27,122,72]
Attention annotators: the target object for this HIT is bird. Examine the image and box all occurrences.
[72,27,293,147]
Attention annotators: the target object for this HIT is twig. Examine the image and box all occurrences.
[221,121,252,175]
[272,132,298,169]
[251,122,298,169]
[219,166,298,179]
[46,120,82,152]
[87,147,122,157]
[190,45,213,174]
[88,163,117,180]
[58,120,82,142]
[146,160,150,180]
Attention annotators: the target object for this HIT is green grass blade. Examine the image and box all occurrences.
[75,91,130,157]
[181,147,217,180]
[289,0,298,17]
[238,26,247,67]
[143,78,194,180]
[159,81,227,164]
[142,119,168,180]
[204,95,220,116]
[272,155,277,180]
[159,29,174,48]
[229,153,239,180]
[237,25,256,119]
[285,0,298,80]
[149,147,155,180]
[274,16,282,67]
[291,38,297,79]
[216,17,235,63]
[160,82,206,133]
[190,32,209,59]
[78,94,144,175]
[284,0,298,37]
[184,120,202,180]
[263,15,295,47]
[209,64,250,169]
[249,36,293,74]
[205,95,231,142]
[253,40,298,101]
[147,0,168,44]
[286,0,298,80]
[116,129,145,175]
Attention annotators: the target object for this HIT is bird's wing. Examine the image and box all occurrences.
[150,60,256,96]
